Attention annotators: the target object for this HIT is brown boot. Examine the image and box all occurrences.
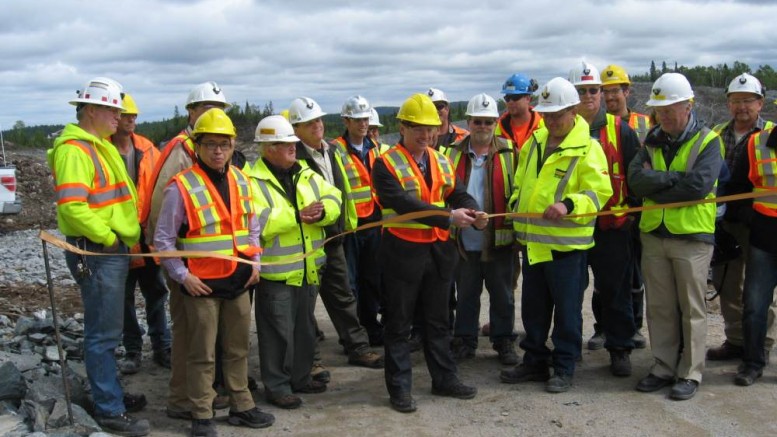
[706,341,743,361]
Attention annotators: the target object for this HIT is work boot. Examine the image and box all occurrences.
[227,406,275,429]
[635,373,673,392]
[190,418,217,437]
[493,339,519,365]
[94,413,150,437]
[348,351,384,368]
[431,380,477,399]
[389,393,416,413]
[153,347,171,369]
[499,363,550,384]
[310,362,331,383]
[119,352,142,375]
[267,393,302,410]
[706,341,744,361]
[123,393,147,413]
[450,337,476,360]
[734,366,763,386]
[669,379,698,400]
[587,331,605,351]
[212,395,229,410]
[609,350,632,377]
[632,330,647,349]
[293,379,327,394]
[546,374,572,393]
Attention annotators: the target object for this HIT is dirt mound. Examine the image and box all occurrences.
[0,147,57,233]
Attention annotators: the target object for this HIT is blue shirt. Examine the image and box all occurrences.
[460,145,487,251]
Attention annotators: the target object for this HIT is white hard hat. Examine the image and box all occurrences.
[288,97,327,124]
[369,108,383,127]
[647,73,694,107]
[465,93,499,118]
[534,77,581,113]
[426,87,449,103]
[727,73,764,97]
[186,81,230,108]
[341,95,372,118]
[254,115,299,143]
[568,61,602,86]
[69,77,124,110]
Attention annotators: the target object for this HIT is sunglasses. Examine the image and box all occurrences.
[577,87,600,96]
[504,94,527,102]
[200,141,233,151]
[471,119,495,126]
[434,103,448,110]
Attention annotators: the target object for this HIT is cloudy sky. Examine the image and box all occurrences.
[1,0,774,129]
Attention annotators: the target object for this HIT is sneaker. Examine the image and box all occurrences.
[706,341,744,361]
[94,413,150,437]
[119,352,142,375]
[153,348,171,369]
[267,393,302,409]
[190,418,217,437]
[166,407,192,420]
[669,379,698,400]
[212,395,229,410]
[546,374,572,393]
[293,379,327,394]
[451,338,476,360]
[493,339,519,365]
[310,363,331,383]
[632,331,647,349]
[431,380,477,399]
[734,366,763,386]
[609,350,632,377]
[123,393,147,413]
[227,406,275,429]
[499,363,550,384]
[635,373,673,392]
[587,332,605,351]
[348,351,384,369]
[389,392,417,413]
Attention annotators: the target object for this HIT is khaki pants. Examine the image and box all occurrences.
[183,291,254,419]
[711,221,777,348]
[165,274,191,413]
[642,233,712,383]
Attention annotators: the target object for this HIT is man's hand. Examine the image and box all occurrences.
[543,202,568,221]
[244,268,260,288]
[473,211,489,230]
[451,208,477,228]
[182,273,213,297]
[300,201,324,224]
[103,233,120,253]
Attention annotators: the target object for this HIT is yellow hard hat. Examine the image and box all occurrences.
[280,109,290,120]
[192,108,236,138]
[396,93,441,126]
[121,93,139,115]
[601,64,631,86]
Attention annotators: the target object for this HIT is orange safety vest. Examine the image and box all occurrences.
[496,109,542,151]
[597,114,630,230]
[627,111,651,144]
[140,130,195,225]
[331,137,381,218]
[379,146,455,243]
[58,140,134,208]
[172,164,260,279]
[747,129,777,217]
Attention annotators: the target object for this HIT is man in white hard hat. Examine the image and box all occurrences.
[441,93,519,366]
[499,78,611,394]
[368,107,384,145]
[568,61,643,377]
[708,73,777,362]
[49,77,150,436]
[427,87,469,148]
[629,72,724,400]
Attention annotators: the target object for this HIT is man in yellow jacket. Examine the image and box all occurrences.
[246,115,342,410]
[500,77,612,394]
[49,77,149,436]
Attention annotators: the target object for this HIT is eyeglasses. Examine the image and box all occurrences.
[728,97,760,106]
[200,141,233,151]
[434,103,448,111]
[576,87,600,96]
[402,122,437,134]
[602,87,624,96]
[471,119,495,126]
[542,107,574,121]
[504,94,527,102]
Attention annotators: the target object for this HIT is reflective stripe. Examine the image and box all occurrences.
[348,188,373,201]
[494,229,514,246]
[554,157,580,202]
[522,232,594,246]
[56,185,89,202]
[583,190,600,211]
[179,238,234,252]
[255,180,276,208]
[514,216,589,229]
[69,140,107,187]
[262,260,304,274]
[63,140,133,208]
[88,183,132,207]
[685,128,710,171]
[320,194,341,206]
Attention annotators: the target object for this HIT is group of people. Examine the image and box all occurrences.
[49,61,777,436]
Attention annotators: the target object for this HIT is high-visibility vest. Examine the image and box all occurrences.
[712,120,775,136]
[443,142,515,247]
[331,136,381,218]
[640,127,721,235]
[379,145,456,243]
[597,114,631,229]
[246,159,342,286]
[496,109,543,151]
[140,130,195,224]
[509,116,612,265]
[628,111,651,144]
[172,164,259,279]
[57,140,135,210]
[747,128,777,217]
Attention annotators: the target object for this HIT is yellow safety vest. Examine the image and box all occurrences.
[747,128,777,217]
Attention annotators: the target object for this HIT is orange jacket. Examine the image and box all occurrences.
[496,109,542,151]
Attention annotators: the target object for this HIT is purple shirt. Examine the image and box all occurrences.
[154,182,261,284]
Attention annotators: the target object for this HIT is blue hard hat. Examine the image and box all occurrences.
[501,73,538,95]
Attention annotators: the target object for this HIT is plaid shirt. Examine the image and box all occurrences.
[716,116,771,170]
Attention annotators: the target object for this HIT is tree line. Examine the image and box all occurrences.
[632,60,777,90]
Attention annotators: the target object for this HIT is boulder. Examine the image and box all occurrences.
[0,362,27,403]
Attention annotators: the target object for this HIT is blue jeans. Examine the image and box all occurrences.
[123,263,171,354]
[742,245,777,370]
[520,250,588,376]
[65,237,129,416]
[454,249,516,348]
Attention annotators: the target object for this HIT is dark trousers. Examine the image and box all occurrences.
[344,227,383,343]
[520,249,588,376]
[742,245,777,370]
[382,237,458,396]
[123,262,171,354]
[588,227,637,350]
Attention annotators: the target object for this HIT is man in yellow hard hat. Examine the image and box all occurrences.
[601,64,652,144]
[372,93,487,413]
